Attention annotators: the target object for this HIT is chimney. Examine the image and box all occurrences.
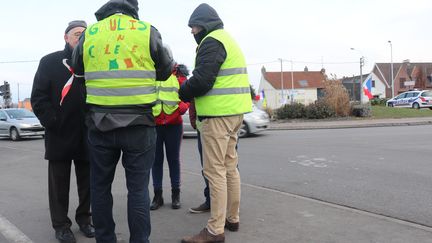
[261,66,266,75]
[304,66,309,72]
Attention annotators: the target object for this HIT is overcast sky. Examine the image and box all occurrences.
[1,0,431,103]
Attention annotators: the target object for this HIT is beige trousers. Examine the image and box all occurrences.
[201,115,243,234]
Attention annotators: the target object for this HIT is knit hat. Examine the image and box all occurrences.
[65,20,87,34]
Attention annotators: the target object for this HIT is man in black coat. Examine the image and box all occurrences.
[31,20,94,243]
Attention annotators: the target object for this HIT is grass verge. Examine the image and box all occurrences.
[371,106,432,119]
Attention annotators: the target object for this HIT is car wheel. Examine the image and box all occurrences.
[238,122,249,138]
[412,102,420,109]
[10,127,21,141]
[388,103,394,107]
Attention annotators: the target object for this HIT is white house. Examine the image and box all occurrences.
[257,66,326,109]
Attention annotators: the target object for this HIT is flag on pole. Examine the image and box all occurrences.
[363,77,373,100]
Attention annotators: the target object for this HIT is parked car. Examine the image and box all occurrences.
[386,90,432,109]
[182,104,270,138]
[0,108,45,141]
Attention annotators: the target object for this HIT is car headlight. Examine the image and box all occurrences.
[19,123,32,128]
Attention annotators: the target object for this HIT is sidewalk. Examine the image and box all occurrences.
[148,170,432,243]
[269,117,432,130]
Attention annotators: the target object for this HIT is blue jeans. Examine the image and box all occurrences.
[87,125,156,243]
[152,124,183,190]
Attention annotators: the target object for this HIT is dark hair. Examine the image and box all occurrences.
[175,64,190,77]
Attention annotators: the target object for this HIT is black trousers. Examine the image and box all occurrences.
[48,159,91,230]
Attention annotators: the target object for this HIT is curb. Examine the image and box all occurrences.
[268,120,432,130]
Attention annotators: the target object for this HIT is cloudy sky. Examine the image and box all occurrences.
[1,0,431,103]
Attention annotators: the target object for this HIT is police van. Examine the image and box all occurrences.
[386,90,432,109]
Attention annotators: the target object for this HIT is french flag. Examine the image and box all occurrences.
[260,90,265,100]
[363,77,373,100]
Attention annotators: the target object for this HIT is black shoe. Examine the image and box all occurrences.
[55,228,76,243]
[225,219,239,232]
[79,224,95,238]
[150,189,164,210]
[171,188,181,209]
[188,202,210,213]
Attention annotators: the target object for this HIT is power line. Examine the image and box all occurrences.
[247,59,359,67]
[0,60,39,64]
[1,58,358,66]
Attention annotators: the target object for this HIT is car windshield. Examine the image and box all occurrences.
[421,91,432,97]
[5,109,36,119]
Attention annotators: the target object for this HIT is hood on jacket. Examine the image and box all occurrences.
[188,3,224,44]
[95,0,139,21]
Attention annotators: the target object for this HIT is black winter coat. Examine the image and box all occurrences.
[31,44,88,161]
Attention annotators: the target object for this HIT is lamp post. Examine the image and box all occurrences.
[388,40,394,98]
[278,58,284,105]
[350,48,364,103]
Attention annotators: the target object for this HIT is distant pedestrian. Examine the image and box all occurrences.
[31,20,95,243]
[150,63,190,210]
[179,3,252,243]
[71,0,174,242]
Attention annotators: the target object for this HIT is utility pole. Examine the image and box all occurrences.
[17,83,20,104]
[388,40,394,98]
[290,60,294,104]
[278,58,284,105]
[359,56,364,103]
[350,48,364,102]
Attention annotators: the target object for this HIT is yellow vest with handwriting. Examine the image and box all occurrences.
[83,14,156,106]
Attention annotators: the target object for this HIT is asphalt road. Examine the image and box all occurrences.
[234,126,432,227]
[1,125,432,242]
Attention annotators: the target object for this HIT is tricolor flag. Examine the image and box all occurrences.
[363,77,373,100]
[260,89,267,109]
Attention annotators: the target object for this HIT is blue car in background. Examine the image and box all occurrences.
[386,90,432,109]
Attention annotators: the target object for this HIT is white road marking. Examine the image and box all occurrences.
[0,214,34,243]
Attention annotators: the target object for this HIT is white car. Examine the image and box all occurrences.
[386,90,432,109]
[0,108,45,141]
[182,105,270,138]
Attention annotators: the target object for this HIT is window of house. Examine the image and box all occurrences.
[372,80,376,88]
[427,75,432,85]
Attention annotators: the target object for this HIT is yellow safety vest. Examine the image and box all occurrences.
[195,29,252,116]
[152,75,180,116]
[83,14,156,106]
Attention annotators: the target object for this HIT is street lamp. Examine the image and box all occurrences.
[289,60,294,104]
[388,40,394,98]
[350,48,364,103]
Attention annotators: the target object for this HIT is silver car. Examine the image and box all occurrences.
[182,105,270,138]
[0,108,45,141]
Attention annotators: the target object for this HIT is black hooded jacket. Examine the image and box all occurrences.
[178,3,227,102]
